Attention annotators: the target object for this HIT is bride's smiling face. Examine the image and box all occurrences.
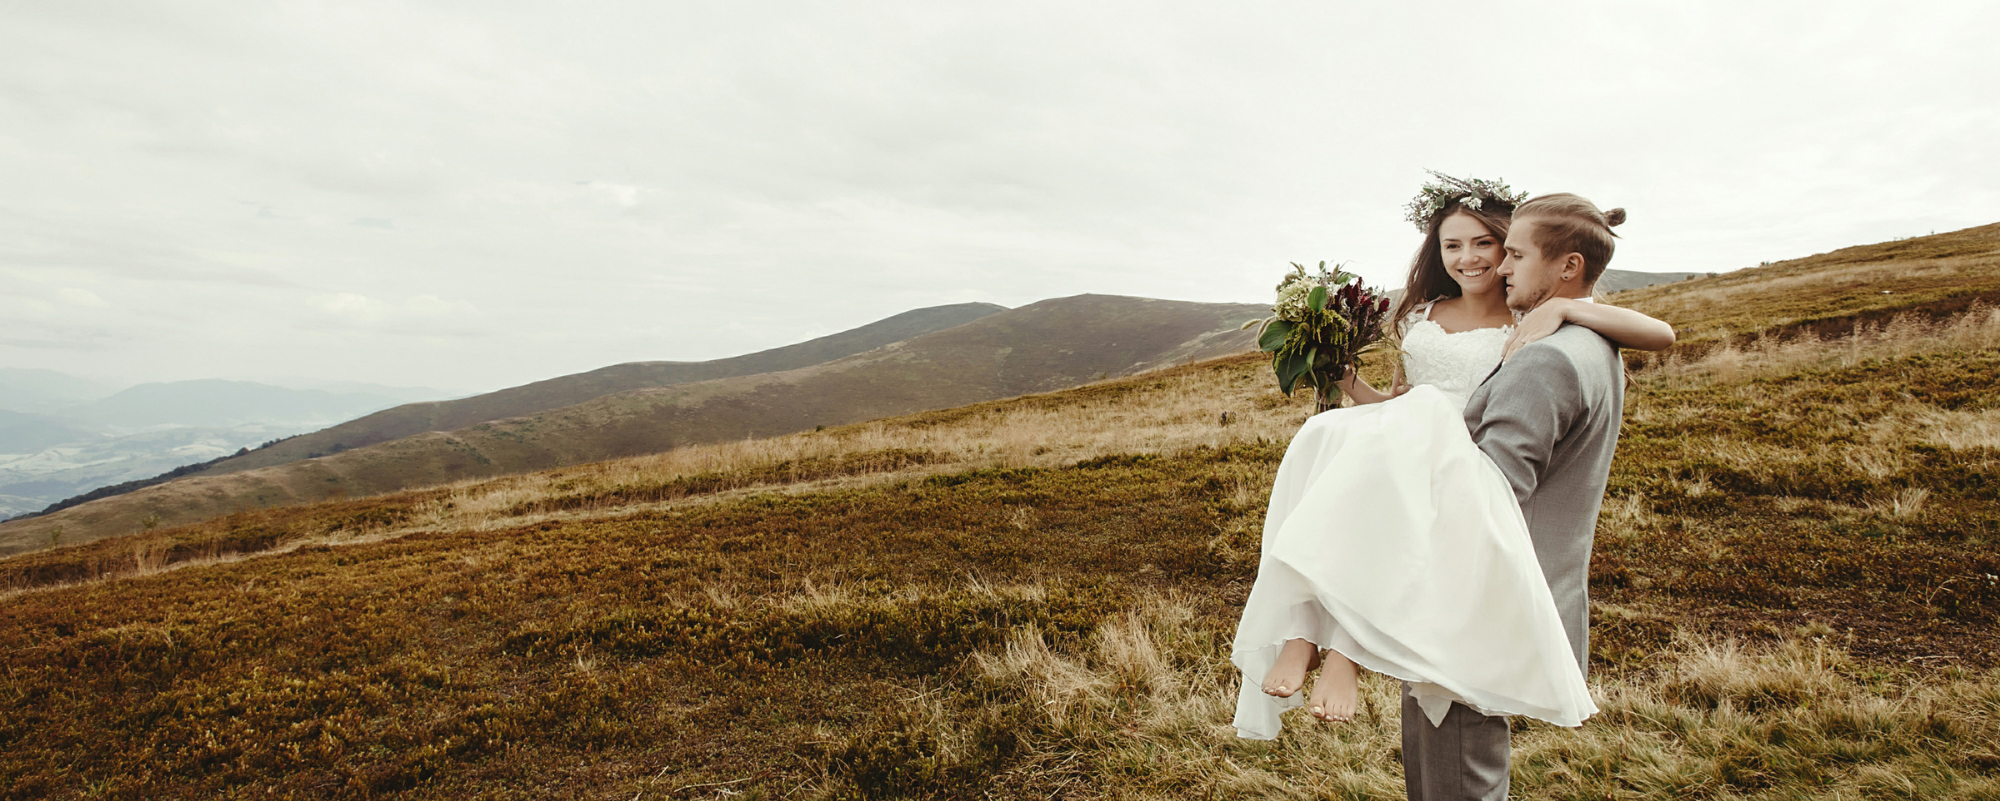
[1437,211,1505,293]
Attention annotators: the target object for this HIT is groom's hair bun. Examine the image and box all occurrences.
[1515,193,1624,285]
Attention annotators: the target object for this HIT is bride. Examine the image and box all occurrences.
[1230,174,1674,739]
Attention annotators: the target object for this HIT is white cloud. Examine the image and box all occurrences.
[585,181,648,208]
[55,288,105,307]
[308,292,477,331]
[0,1,1994,390]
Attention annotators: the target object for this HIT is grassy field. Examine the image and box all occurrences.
[4,226,2000,798]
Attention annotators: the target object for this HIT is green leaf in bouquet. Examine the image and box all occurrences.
[1307,285,1328,312]
[1258,319,1294,352]
[1275,351,1312,395]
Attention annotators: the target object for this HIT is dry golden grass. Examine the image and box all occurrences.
[1913,407,2000,451]
[845,596,2000,800]
[469,360,1308,512]
[1642,303,2000,387]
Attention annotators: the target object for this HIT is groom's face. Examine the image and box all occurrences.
[1499,217,1561,313]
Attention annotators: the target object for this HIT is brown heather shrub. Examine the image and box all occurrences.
[0,443,1282,798]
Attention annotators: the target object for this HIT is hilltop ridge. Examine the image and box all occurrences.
[204,302,1011,474]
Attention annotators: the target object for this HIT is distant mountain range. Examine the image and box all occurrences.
[0,295,1262,553]
[0,368,115,414]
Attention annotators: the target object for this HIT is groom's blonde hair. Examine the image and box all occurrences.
[1515,193,1626,286]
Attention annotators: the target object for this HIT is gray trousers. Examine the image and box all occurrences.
[1401,683,1510,800]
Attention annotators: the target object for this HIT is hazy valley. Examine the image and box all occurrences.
[0,375,444,520]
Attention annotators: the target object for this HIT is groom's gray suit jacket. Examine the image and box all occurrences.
[1461,323,1624,677]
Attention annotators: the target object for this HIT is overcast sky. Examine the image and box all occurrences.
[4,1,1996,394]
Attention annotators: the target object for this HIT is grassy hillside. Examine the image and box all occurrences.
[5,224,2000,798]
[1619,221,2000,353]
[0,296,1262,555]
[169,303,1009,476]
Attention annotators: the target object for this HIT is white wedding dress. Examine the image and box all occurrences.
[1230,302,1598,740]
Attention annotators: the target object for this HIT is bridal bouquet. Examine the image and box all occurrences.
[1243,262,1394,411]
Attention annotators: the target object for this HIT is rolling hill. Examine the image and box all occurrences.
[197,302,1011,476]
[0,295,1261,553]
[2,224,1998,798]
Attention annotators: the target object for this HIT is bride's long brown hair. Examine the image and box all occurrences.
[1387,199,1516,332]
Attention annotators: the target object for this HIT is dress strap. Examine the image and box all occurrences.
[1398,298,1438,338]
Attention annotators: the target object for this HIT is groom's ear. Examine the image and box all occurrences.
[1559,252,1586,283]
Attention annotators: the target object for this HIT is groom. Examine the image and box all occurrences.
[1401,193,1630,800]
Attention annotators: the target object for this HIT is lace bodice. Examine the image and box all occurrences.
[1399,301,1510,409]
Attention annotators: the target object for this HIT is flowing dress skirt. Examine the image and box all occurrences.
[1230,384,1597,739]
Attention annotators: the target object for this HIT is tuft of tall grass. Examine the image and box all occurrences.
[1641,303,2000,386]
[818,598,2000,800]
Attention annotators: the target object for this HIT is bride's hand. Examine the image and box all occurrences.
[1503,299,1574,361]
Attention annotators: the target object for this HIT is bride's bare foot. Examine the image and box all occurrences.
[1308,651,1360,722]
[1260,638,1321,697]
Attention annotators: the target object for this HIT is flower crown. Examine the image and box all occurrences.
[1402,170,1529,232]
